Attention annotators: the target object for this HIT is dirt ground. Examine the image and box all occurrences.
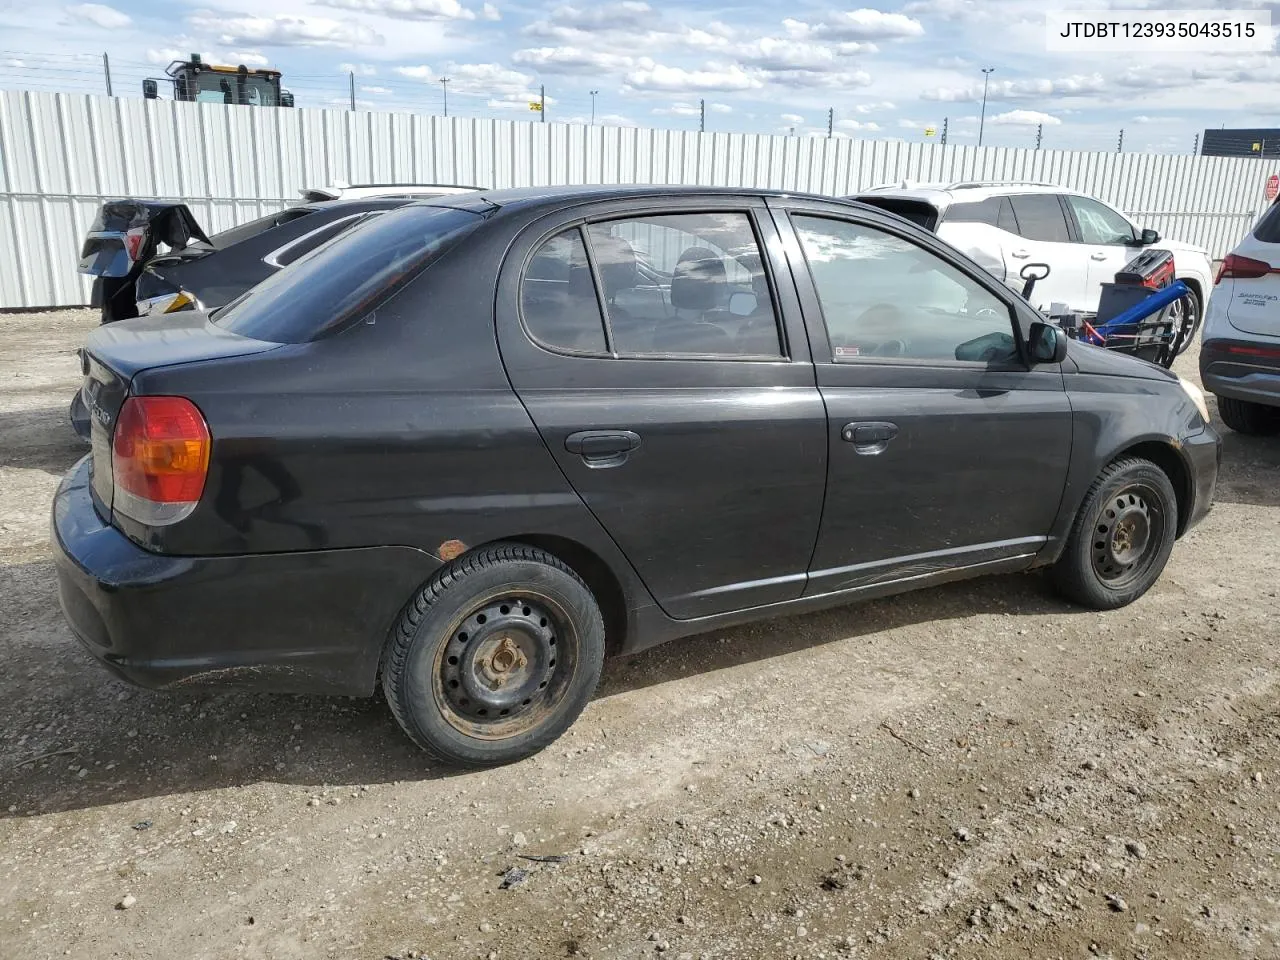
[1,309,1278,960]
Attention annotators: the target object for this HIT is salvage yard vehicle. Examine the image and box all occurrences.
[53,185,1220,767]
[852,181,1212,354]
[1200,196,1280,435]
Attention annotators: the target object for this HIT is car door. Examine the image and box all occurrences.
[1005,193,1090,312]
[1063,194,1140,311]
[496,197,828,620]
[770,199,1073,596]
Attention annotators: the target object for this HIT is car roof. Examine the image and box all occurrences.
[413,183,852,215]
[853,180,1067,208]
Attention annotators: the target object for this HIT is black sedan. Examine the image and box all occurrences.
[53,185,1220,767]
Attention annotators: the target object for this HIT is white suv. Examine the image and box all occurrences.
[1199,198,1280,434]
[852,181,1213,346]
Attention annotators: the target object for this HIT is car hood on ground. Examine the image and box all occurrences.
[1064,338,1180,382]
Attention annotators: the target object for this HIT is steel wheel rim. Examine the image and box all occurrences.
[1091,483,1165,588]
[431,590,577,741]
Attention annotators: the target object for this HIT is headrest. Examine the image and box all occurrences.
[670,246,726,311]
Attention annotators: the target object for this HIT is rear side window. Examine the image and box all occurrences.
[943,197,1000,226]
[1254,199,1280,242]
[521,229,609,353]
[1008,195,1070,242]
[213,205,481,342]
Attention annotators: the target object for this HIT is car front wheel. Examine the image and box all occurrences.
[382,543,605,767]
[1215,395,1280,436]
[1050,458,1178,610]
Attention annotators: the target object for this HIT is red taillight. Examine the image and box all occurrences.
[1225,343,1280,361]
[124,225,147,263]
[1216,253,1273,284]
[112,397,210,516]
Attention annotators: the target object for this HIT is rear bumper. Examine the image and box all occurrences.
[1200,338,1280,408]
[52,457,441,696]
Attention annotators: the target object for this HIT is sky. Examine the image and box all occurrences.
[1,0,1279,153]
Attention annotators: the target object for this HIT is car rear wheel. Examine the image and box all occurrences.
[382,543,605,767]
[1169,288,1201,358]
[1050,458,1178,610]
[1215,395,1280,436]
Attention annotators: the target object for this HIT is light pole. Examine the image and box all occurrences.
[978,67,994,147]
[590,89,599,125]
[439,76,450,117]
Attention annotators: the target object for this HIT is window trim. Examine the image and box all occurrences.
[786,210,1028,370]
[515,207,792,363]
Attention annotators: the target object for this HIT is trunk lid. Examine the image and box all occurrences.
[78,200,212,278]
[80,312,279,514]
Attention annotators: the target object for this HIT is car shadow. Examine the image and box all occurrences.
[1211,423,1280,508]
[0,560,1076,819]
[0,404,87,476]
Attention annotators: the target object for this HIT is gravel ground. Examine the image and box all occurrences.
[1,308,1278,960]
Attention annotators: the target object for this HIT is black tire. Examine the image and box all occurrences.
[1050,458,1178,610]
[381,542,605,767]
[1170,288,1201,358]
[1216,395,1280,436]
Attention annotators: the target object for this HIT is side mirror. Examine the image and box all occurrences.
[142,79,159,99]
[1029,320,1068,364]
[727,291,757,317]
[1140,227,1160,245]
[280,90,295,108]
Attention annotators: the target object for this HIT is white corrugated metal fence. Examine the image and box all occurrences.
[1,89,1272,309]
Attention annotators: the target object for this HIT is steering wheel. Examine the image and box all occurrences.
[870,339,908,358]
[972,307,1004,321]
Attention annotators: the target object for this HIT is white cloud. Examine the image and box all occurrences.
[853,100,896,114]
[339,62,378,76]
[147,48,194,65]
[780,112,805,125]
[67,2,131,28]
[767,68,872,90]
[526,1,653,35]
[921,73,1106,102]
[783,9,924,43]
[2,57,25,67]
[734,38,873,73]
[187,13,383,47]
[395,65,437,79]
[226,50,269,67]
[651,101,702,117]
[558,112,636,126]
[361,85,393,94]
[315,0,478,21]
[710,102,732,113]
[838,118,882,131]
[447,62,538,97]
[511,47,634,73]
[481,2,500,19]
[1133,114,1182,124]
[623,60,763,93]
[987,109,1062,126]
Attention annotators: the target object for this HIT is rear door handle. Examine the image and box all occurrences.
[841,421,898,454]
[565,430,642,465]
[1010,250,1030,259]
[1090,251,1108,261]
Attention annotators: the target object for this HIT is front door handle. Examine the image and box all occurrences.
[1090,251,1108,261]
[565,430,642,465]
[1010,249,1030,259]
[841,421,898,455]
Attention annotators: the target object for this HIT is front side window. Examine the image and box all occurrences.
[1008,194,1071,243]
[1066,196,1136,245]
[792,215,1018,365]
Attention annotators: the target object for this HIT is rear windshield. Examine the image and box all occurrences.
[853,196,939,231]
[1254,198,1280,243]
[213,204,482,343]
[212,208,314,249]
